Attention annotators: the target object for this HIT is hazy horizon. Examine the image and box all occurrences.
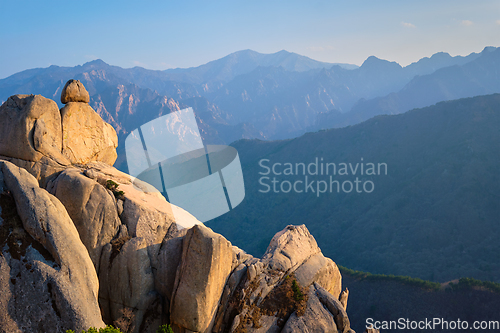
[1,0,499,79]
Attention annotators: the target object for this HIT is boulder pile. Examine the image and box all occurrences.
[0,80,358,333]
[0,79,117,185]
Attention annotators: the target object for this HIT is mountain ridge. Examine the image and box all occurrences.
[311,46,500,131]
[162,49,358,88]
[1,46,497,161]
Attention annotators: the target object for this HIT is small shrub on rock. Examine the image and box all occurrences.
[156,324,174,333]
[105,179,125,199]
[291,279,304,302]
[106,180,119,191]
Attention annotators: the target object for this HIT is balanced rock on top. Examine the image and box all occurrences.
[61,79,90,104]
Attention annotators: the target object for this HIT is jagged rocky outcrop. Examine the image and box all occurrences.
[211,225,351,333]
[0,160,104,332]
[0,80,359,333]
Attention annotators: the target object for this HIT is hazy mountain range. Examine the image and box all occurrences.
[208,93,500,283]
[1,49,499,280]
[312,46,500,131]
[163,49,359,89]
[1,47,497,167]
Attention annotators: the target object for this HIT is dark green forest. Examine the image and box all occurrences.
[208,93,500,283]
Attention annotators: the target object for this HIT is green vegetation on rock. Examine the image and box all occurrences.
[156,324,174,333]
[291,279,305,301]
[106,179,124,198]
[66,324,174,333]
[66,325,123,333]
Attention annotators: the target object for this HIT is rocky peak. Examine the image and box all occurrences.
[262,224,321,271]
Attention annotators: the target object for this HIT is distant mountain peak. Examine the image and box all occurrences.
[362,55,384,65]
[482,46,497,53]
[429,52,452,59]
[360,56,402,69]
[162,49,351,86]
[83,59,109,68]
[229,49,259,56]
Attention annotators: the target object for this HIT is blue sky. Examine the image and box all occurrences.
[1,0,499,79]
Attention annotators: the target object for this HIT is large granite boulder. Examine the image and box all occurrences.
[170,224,233,332]
[46,167,121,271]
[60,102,118,165]
[262,225,322,272]
[154,224,188,308]
[0,94,69,165]
[294,253,342,299]
[59,162,201,333]
[315,283,352,333]
[100,237,159,333]
[0,160,104,332]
